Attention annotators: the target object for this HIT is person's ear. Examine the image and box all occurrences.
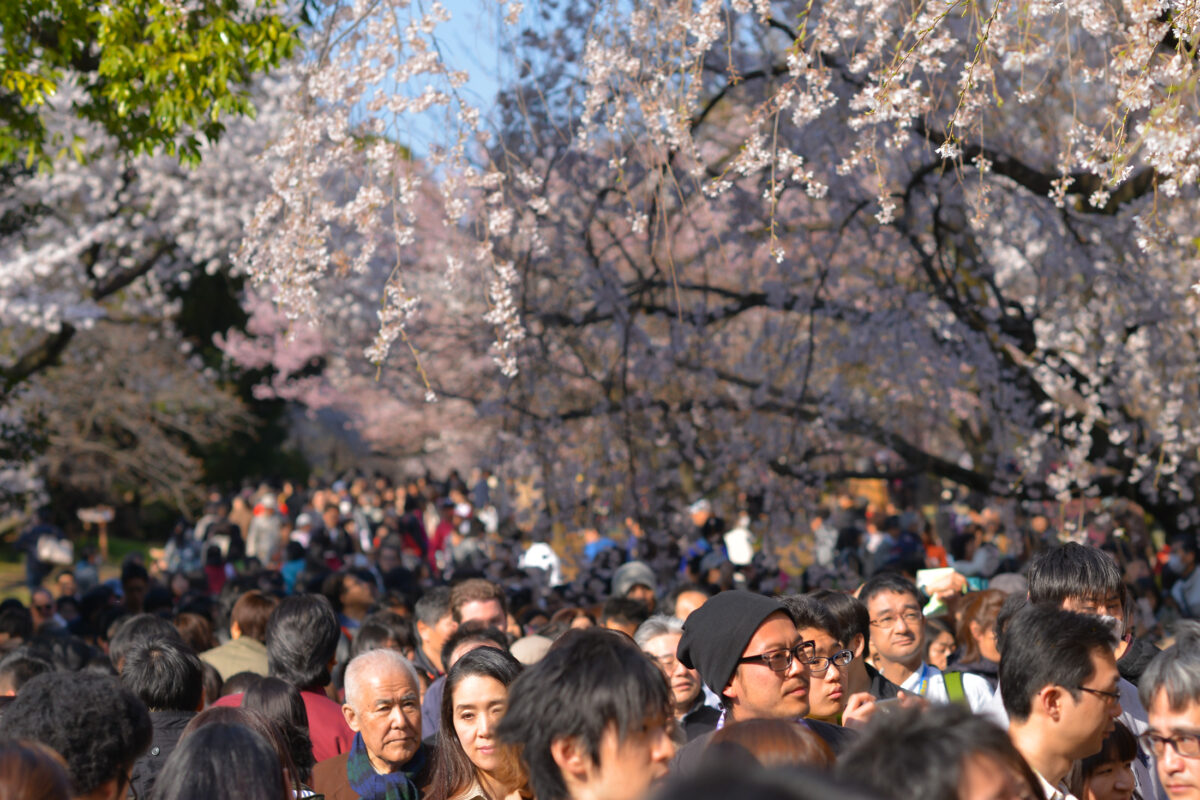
[968,620,983,644]
[850,633,866,659]
[230,620,242,639]
[549,736,591,782]
[1037,685,1064,722]
[343,703,361,733]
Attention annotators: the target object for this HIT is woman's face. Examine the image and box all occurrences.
[972,619,1002,663]
[1085,760,1136,800]
[452,675,509,775]
[928,631,956,671]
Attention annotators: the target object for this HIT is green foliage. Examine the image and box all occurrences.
[0,0,298,168]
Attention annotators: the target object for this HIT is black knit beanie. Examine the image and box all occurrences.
[676,590,787,698]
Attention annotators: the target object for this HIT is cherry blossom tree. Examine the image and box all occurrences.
[238,0,1200,533]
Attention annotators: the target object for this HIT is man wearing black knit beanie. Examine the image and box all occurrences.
[673,590,866,772]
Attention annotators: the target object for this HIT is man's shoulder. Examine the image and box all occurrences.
[313,753,356,800]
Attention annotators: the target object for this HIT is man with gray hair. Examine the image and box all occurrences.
[314,648,428,800]
[1140,621,1200,799]
[634,615,719,740]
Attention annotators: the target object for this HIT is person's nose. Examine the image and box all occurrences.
[477,713,493,739]
[786,652,808,679]
[1111,698,1123,719]
[825,662,843,684]
[651,726,677,763]
[1161,742,1186,774]
[1113,766,1134,791]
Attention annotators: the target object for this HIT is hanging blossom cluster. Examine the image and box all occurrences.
[564,0,1200,251]
[236,0,538,390]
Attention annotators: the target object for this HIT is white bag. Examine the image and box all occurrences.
[37,535,74,566]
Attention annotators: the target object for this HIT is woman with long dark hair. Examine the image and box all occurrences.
[423,647,526,800]
[151,722,288,800]
[243,677,317,790]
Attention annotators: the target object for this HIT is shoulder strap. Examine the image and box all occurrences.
[944,671,967,705]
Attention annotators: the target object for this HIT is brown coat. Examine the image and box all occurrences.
[312,746,434,800]
[312,753,360,800]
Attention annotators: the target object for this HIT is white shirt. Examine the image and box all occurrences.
[1034,770,1079,800]
[899,661,995,712]
[981,678,1165,800]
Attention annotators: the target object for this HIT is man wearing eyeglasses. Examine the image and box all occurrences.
[1003,604,1123,800]
[635,614,721,741]
[782,594,859,723]
[1140,621,1200,799]
[860,572,994,711]
[672,590,859,773]
[979,542,1166,800]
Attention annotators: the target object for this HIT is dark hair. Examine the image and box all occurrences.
[708,719,834,768]
[352,610,417,659]
[0,651,54,693]
[121,638,204,712]
[243,677,316,783]
[780,595,840,641]
[415,586,453,627]
[654,766,885,800]
[155,721,289,800]
[956,590,1006,664]
[108,613,185,672]
[1173,535,1199,556]
[496,627,672,800]
[221,670,264,698]
[266,595,341,689]
[808,590,871,655]
[1065,721,1138,799]
[599,597,650,629]
[0,739,71,800]
[19,633,103,672]
[425,648,525,800]
[449,578,508,623]
[836,704,1042,800]
[665,583,713,617]
[924,615,956,658]
[231,590,278,643]
[321,571,355,613]
[440,622,509,673]
[3,672,152,796]
[173,612,216,654]
[200,660,222,707]
[0,606,33,642]
[999,603,1117,722]
[859,572,922,610]
[121,562,150,585]
[1027,543,1123,608]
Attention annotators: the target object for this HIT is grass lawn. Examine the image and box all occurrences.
[0,536,150,603]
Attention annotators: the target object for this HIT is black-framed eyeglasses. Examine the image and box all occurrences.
[808,649,854,675]
[1139,731,1200,759]
[738,640,816,672]
[869,611,922,628]
[1076,685,1121,703]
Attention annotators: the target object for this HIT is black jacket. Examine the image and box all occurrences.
[130,709,196,800]
[865,663,902,700]
[672,718,857,774]
[681,702,721,742]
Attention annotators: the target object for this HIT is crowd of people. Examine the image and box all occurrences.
[4,472,1200,800]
